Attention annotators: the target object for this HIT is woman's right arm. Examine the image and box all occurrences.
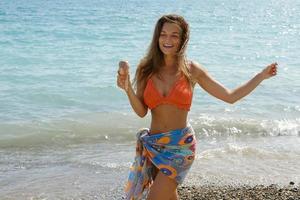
[117,61,148,118]
[126,80,148,118]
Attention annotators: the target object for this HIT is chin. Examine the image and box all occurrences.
[161,50,177,56]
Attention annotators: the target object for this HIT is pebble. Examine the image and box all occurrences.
[290,181,295,185]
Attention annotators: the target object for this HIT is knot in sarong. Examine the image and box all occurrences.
[124,125,196,200]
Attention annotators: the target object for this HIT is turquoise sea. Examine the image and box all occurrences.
[0,0,299,199]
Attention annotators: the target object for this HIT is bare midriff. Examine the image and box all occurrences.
[149,104,189,135]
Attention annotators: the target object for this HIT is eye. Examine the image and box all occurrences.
[172,35,179,38]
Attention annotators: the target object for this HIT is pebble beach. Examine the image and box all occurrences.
[178,182,300,200]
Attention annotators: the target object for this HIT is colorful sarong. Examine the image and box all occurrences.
[124,125,196,200]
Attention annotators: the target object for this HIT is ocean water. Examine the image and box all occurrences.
[0,0,300,199]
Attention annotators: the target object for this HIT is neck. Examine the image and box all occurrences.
[163,55,177,71]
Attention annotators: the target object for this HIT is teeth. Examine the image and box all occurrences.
[164,44,173,47]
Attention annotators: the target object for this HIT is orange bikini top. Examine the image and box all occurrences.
[143,73,193,110]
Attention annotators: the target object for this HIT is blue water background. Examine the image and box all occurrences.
[0,0,299,124]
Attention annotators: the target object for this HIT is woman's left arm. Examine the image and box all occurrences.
[190,61,278,104]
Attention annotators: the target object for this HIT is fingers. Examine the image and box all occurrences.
[117,71,128,80]
[116,75,122,87]
[116,72,127,89]
[117,75,125,89]
[269,62,278,76]
[272,62,278,75]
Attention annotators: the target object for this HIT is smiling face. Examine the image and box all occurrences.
[158,22,182,56]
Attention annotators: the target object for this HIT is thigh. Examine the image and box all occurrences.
[147,171,178,200]
[169,189,179,200]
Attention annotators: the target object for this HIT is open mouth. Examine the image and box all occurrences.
[163,44,174,48]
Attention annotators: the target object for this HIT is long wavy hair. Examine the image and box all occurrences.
[133,14,193,91]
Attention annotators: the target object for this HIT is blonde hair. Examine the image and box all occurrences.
[133,14,193,90]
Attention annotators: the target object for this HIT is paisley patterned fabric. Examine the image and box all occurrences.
[124,125,196,200]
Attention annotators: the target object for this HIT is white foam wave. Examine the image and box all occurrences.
[198,143,292,160]
[0,113,299,148]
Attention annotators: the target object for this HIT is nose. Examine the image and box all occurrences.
[165,36,173,43]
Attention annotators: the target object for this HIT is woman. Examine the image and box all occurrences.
[117,14,277,200]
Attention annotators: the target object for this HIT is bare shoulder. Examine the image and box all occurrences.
[188,60,207,79]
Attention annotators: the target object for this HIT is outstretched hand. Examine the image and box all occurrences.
[117,61,130,92]
[261,62,278,79]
